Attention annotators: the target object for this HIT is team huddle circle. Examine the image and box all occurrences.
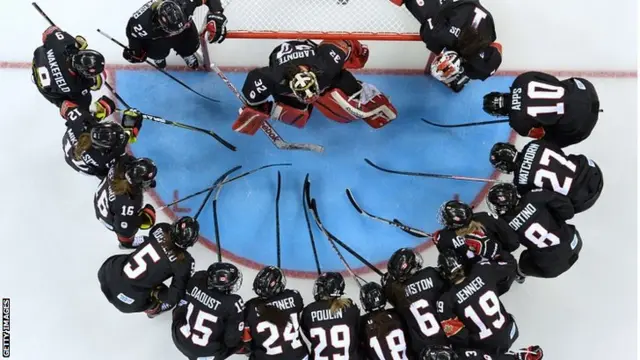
[31,0,604,358]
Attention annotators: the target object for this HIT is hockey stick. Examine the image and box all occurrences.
[113,108,237,151]
[31,2,56,27]
[208,62,325,153]
[421,118,509,128]
[193,165,241,219]
[212,175,229,263]
[365,158,500,184]
[159,163,291,210]
[305,176,383,277]
[345,189,432,239]
[96,29,220,104]
[275,171,282,268]
[303,174,322,275]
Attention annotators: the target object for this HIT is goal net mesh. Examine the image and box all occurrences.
[193,0,421,40]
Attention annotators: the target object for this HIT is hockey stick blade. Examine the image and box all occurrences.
[421,118,509,128]
[345,188,364,214]
[220,163,292,186]
[303,174,322,275]
[364,158,499,184]
[275,171,282,268]
[261,122,325,153]
[193,165,241,219]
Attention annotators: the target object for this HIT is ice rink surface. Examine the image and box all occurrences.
[0,0,637,359]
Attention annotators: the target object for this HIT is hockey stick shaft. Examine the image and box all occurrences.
[160,163,291,210]
[303,175,322,275]
[212,173,229,263]
[365,158,499,184]
[305,177,383,276]
[421,118,509,128]
[96,29,220,104]
[193,165,241,219]
[31,2,56,26]
[345,189,432,238]
[209,62,324,153]
[104,83,132,108]
[275,171,282,268]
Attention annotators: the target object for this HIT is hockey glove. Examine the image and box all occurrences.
[121,108,144,143]
[123,47,147,63]
[94,96,116,121]
[138,204,156,230]
[205,12,228,44]
[74,35,88,50]
[512,346,543,360]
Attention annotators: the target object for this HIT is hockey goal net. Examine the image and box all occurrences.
[193,0,421,41]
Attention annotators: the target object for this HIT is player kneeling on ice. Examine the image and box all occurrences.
[243,266,308,360]
[234,39,398,135]
[382,248,448,355]
[61,97,144,178]
[435,251,519,354]
[359,282,410,360]
[483,71,601,148]
[301,272,362,359]
[172,262,246,359]
[97,216,199,317]
[93,155,158,248]
[487,184,583,279]
[420,344,544,360]
[124,0,228,69]
[390,0,501,92]
[490,140,604,213]
[32,26,106,109]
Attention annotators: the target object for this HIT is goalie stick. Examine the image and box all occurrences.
[208,62,325,153]
[364,158,499,184]
[345,189,432,238]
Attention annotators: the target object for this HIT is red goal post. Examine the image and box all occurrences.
[192,0,423,68]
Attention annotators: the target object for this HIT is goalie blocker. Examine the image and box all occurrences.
[233,39,398,135]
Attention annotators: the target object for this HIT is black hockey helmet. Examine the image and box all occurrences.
[420,345,458,360]
[207,262,243,294]
[253,266,287,299]
[313,272,345,301]
[487,183,519,215]
[437,250,467,283]
[125,157,157,189]
[483,91,510,116]
[288,66,320,104]
[360,282,386,313]
[170,216,199,249]
[71,49,105,79]
[489,142,519,174]
[437,200,473,230]
[90,122,127,150]
[155,0,188,33]
[387,248,423,282]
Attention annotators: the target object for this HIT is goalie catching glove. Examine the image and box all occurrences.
[205,12,228,44]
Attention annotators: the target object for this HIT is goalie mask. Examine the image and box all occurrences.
[430,50,462,84]
[289,70,320,103]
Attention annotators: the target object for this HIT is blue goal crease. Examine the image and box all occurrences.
[116,69,514,273]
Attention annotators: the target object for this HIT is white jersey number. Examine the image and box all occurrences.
[256,314,303,355]
[309,324,351,360]
[123,243,161,279]
[463,290,505,340]
[524,222,561,248]
[526,81,565,117]
[409,299,441,337]
[533,148,577,195]
[369,328,409,360]
[179,302,219,346]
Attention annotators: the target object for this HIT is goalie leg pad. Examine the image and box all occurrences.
[271,102,312,128]
[233,105,271,135]
[315,85,398,128]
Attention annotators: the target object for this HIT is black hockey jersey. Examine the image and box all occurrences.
[61,104,126,177]
[507,71,600,147]
[241,40,347,107]
[436,261,518,353]
[500,189,580,271]
[513,139,603,212]
[101,223,195,304]
[301,298,362,360]
[382,267,448,355]
[93,155,145,238]
[419,0,501,80]
[32,27,98,108]
[244,289,308,360]
[360,309,410,360]
[126,0,223,52]
[172,270,245,359]
[434,212,520,261]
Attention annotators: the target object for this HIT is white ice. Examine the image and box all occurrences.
[0,0,637,359]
